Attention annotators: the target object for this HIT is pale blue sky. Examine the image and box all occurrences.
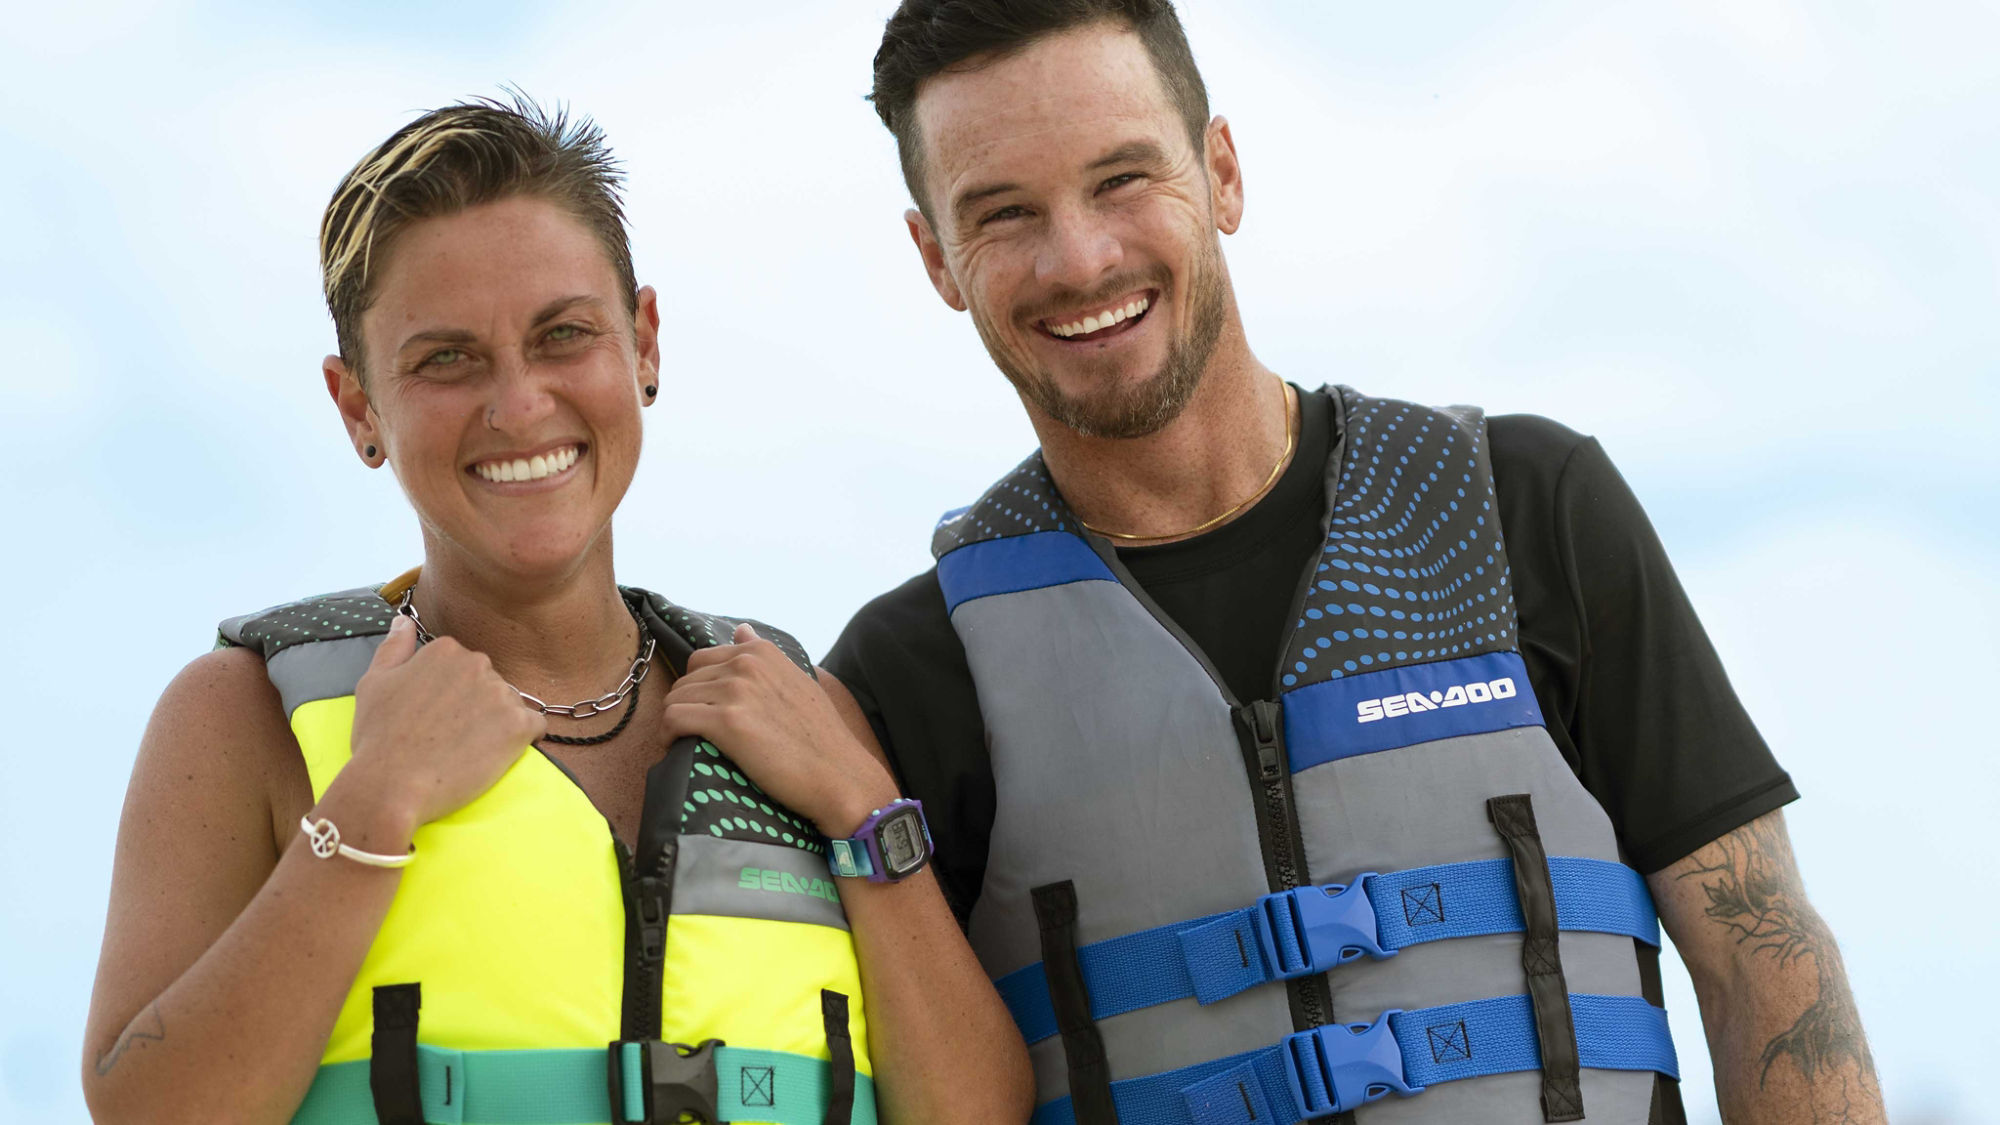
[3,2,1995,1122]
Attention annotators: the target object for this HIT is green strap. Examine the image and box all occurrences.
[292,1044,878,1125]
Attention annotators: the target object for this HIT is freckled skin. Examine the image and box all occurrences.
[909,22,1242,437]
[327,196,660,590]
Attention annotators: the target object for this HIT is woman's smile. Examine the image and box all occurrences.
[467,441,587,489]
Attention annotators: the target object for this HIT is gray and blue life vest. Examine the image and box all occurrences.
[932,388,1678,1125]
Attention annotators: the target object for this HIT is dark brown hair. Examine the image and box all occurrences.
[870,0,1210,216]
[319,93,635,378]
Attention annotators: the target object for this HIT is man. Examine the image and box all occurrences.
[827,3,1883,1123]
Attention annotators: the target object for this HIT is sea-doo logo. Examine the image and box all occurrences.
[738,866,842,903]
[1355,677,1517,723]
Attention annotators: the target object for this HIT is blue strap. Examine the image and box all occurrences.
[997,856,1657,1045]
[1027,993,1677,1125]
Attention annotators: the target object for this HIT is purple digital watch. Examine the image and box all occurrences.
[827,798,933,882]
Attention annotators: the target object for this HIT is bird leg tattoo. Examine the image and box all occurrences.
[1676,817,1881,1123]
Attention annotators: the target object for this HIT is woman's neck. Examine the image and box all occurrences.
[404,535,645,705]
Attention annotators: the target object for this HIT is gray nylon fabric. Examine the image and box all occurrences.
[264,634,387,718]
[958,581,1293,1097]
[942,390,1662,1122]
[671,834,850,931]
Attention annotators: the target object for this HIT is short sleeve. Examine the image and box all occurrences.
[1526,427,1799,872]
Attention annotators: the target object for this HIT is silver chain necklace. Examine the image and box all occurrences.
[394,588,656,720]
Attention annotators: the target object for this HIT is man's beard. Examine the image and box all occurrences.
[972,239,1228,440]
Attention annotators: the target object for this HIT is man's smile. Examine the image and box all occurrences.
[1037,289,1155,342]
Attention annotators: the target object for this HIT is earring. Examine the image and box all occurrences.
[643,385,657,399]
[364,444,377,459]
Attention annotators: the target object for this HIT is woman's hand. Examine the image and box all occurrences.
[659,624,897,837]
[336,614,547,836]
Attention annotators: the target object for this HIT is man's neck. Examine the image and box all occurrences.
[406,535,645,703]
[1033,332,1292,546]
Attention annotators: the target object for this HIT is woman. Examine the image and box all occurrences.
[81,97,1032,1125]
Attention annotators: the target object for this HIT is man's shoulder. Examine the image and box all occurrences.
[1486,411,1592,475]
[824,567,958,688]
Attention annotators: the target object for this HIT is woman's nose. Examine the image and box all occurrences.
[483,351,556,433]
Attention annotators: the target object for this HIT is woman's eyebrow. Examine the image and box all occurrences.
[530,294,604,326]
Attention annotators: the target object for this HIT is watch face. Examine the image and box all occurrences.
[879,810,926,875]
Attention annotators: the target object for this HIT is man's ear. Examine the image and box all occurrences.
[1205,115,1245,236]
[906,208,967,311]
[633,285,662,397]
[324,354,382,465]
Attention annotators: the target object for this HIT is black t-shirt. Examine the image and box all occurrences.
[826,386,1798,921]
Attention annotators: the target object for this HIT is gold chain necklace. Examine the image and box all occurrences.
[1078,383,1297,544]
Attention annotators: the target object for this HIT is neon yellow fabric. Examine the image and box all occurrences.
[286,689,875,1103]
[659,914,873,1078]
[292,696,626,1063]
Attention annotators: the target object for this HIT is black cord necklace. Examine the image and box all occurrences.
[541,598,651,747]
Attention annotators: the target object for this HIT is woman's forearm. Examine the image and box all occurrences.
[84,786,412,1125]
[842,868,1036,1125]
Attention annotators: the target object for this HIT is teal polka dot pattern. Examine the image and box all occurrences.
[675,740,824,854]
[1282,388,1518,687]
[219,588,397,657]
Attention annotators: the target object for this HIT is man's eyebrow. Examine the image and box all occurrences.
[952,181,1021,223]
[1089,141,1167,171]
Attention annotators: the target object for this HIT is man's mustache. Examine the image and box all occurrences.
[1015,270,1170,323]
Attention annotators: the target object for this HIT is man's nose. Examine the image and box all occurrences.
[1034,204,1123,290]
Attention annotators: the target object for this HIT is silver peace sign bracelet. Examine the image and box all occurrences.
[300,815,415,869]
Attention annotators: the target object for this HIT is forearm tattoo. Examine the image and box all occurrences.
[94,1001,166,1077]
[1676,817,1882,1122]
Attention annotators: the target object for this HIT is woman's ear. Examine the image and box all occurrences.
[634,285,662,402]
[325,355,383,465]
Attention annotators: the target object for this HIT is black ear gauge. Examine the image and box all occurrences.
[364,444,378,459]
[643,385,658,399]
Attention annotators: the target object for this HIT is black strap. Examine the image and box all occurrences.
[1033,881,1116,1125]
[369,983,425,1125]
[1488,795,1584,1122]
[821,990,857,1125]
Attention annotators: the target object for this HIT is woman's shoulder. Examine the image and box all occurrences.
[145,646,307,825]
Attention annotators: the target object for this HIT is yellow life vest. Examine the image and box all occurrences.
[218,576,877,1125]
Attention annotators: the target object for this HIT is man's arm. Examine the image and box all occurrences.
[1647,809,1884,1124]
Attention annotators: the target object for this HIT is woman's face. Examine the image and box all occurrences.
[328,195,660,585]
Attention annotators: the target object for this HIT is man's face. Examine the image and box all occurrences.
[909,22,1236,439]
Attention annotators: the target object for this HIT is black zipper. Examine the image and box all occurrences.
[1080,388,1349,1035]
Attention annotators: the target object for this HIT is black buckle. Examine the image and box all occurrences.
[607,1038,724,1124]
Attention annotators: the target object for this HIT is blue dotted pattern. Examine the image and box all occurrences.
[931,452,1078,557]
[1280,387,1517,688]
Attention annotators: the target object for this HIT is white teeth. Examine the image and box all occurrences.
[474,445,580,483]
[1049,295,1150,339]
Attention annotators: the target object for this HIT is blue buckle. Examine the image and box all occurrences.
[1281,1011,1423,1117]
[1250,876,1395,979]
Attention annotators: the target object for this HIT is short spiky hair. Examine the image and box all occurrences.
[870,0,1210,216]
[319,93,635,377]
